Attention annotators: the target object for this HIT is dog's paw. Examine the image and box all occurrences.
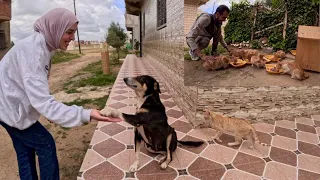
[160,162,168,170]
[129,161,139,172]
[158,156,167,164]
[100,108,119,118]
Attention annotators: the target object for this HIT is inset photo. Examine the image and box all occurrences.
[184,0,320,87]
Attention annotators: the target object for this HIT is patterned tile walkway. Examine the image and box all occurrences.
[78,55,320,180]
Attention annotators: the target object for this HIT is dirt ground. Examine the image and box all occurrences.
[184,52,320,87]
[0,52,116,180]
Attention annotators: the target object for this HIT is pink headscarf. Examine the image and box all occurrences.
[34,8,78,51]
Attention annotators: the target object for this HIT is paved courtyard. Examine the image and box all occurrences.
[78,55,320,180]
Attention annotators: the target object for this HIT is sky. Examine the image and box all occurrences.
[10,0,126,43]
[10,0,259,43]
[199,0,257,14]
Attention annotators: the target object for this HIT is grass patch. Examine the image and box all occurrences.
[91,95,109,109]
[184,52,192,60]
[64,95,109,109]
[64,99,93,107]
[52,51,81,64]
[44,124,52,130]
[61,127,71,131]
[75,74,116,87]
[64,61,117,89]
[65,88,81,94]
[184,44,227,60]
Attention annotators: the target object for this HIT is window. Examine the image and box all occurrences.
[157,0,166,30]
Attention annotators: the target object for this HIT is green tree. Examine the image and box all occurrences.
[224,0,253,43]
[106,21,127,60]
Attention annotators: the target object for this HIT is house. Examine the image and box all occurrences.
[125,13,139,47]
[184,0,207,39]
[0,0,11,60]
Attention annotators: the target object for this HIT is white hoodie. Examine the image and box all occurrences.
[0,32,91,130]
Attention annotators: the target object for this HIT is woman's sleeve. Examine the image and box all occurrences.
[22,76,92,127]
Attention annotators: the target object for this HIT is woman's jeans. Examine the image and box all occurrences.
[0,121,59,180]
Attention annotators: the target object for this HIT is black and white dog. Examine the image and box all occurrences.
[101,75,204,172]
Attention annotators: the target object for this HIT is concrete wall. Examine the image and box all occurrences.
[140,0,199,125]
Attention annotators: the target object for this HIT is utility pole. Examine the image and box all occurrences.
[73,0,82,54]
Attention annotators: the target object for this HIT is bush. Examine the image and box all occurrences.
[225,0,318,51]
[134,39,140,51]
[251,39,262,49]
[224,0,253,44]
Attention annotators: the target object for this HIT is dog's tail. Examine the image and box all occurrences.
[178,140,204,147]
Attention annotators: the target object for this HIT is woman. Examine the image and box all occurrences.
[0,8,120,179]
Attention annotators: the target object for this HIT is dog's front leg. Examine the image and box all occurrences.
[129,128,142,172]
[160,133,173,169]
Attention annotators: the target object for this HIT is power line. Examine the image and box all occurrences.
[73,0,82,54]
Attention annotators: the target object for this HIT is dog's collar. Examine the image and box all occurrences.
[137,94,152,110]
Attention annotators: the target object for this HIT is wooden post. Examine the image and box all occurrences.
[283,1,288,40]
[101,49,110,74]
[251,3,258,42]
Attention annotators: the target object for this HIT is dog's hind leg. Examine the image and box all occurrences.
[129,128,142,172]
[158,152,167,164]
[160,133,173,169]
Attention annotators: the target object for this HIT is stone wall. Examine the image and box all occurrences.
[141,0,199,126]
[196,86,320,124]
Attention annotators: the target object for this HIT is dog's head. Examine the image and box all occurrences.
[123,75,161,98]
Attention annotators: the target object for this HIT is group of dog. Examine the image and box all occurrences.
[101,75,270,172]
[202,48,309,80]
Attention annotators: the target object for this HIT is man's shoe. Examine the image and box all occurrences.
[189,50,200,61]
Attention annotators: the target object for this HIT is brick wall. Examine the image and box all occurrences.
[141,0,199,125]
[196,86,320,125]
[184,0,199,37]
[0,0,11,21]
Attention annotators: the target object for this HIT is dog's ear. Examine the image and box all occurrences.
[154,82,161,94]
